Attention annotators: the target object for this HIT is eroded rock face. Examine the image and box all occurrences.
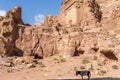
[99,0,120,31]
[16,26,58,58]
[16,24,84,58]
[0,6,23,56]
[6,6,23,24]
[58,0,102,29]
[1,0,120,61]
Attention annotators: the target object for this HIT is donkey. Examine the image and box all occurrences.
[76,70,91,80]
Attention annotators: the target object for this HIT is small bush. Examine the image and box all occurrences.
[59,56,66,62]
[100,70,106,74]
[63,29,68,34]
[97,68,100,71]
[93,56,98,60]
[89,67,94,71]
[74,66,77,71]
[54,56,66,63]
[97,72,102,76]
[98,63,102,66]
[53,58,59,61]
[89,64,94,71]
[112,65,119,70]
[53,58,59,63]
[82,57,90,64]
[60,58,66,62]
[80,66,85,69]
[98,70,107,76]
[100,70,107,75]
[7,68,12,73]
[42,28,50,33]
[38,62,46,68]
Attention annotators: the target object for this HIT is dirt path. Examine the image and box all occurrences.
[0,55,120,80]
[48,77,120,80]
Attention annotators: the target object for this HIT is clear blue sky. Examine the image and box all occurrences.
[0,0,62,25]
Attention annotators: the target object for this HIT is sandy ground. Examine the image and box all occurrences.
[0,54,120,80]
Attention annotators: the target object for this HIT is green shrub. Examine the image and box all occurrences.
[53,58,59,61]
[80,66,85,69]
[89,65,94,71]
[7,68,12,73]
[93,56,98,60]
[60,58,66,62]
[59,56,66,62]
[82,57,89,64]
[38,62,46,68]
[100,70,106,74]
[42,28,50,33]
[97,68,100,71]
[112,65,118,70]
[74,66,77,71]
[63,29,68,34]
[98,63,102,66]
[98,70,107,76]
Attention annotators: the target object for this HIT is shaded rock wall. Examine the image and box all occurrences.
[16,26,58,58]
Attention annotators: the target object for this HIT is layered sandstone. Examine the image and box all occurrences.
[0,0,120,61]
[0,6,23,56]
[58,0,102,28]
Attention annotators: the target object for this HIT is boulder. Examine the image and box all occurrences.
[14,56,34,65]
[26,63,36,68]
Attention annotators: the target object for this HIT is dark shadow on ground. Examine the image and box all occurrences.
[48,77,120,80]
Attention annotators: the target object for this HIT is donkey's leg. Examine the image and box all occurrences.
[88,72,91,80]
[81,75,83,80]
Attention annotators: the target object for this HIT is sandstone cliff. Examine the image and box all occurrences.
[0,6,24,56]
[0,0,120,61]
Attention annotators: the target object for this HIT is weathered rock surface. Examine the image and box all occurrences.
[0,6,23,56]
[0,0,120,61]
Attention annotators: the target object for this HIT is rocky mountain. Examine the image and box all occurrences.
[0,0,120,62]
